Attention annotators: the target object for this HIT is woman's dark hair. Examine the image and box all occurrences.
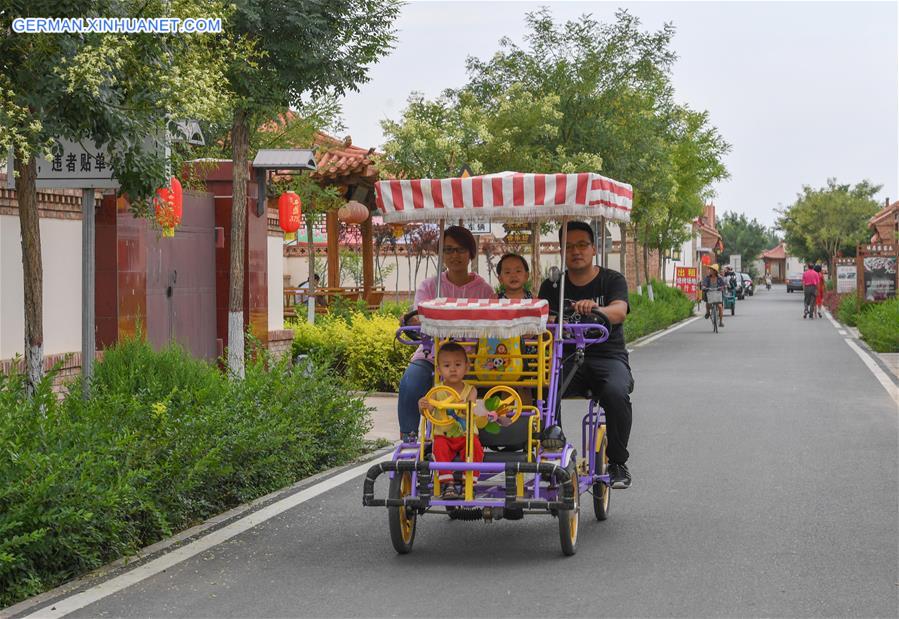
[443,225,478,260]
[558,220,595,244]
[438,341,468,361]
[814,264,822,272]
[496,253,530,276]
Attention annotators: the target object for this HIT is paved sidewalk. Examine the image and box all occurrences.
[363,394,399,442]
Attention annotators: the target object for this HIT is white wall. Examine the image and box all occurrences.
[1,214,82,358]
[267,235,283,331]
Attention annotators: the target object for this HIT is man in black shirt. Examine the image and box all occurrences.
[538,221,634,489]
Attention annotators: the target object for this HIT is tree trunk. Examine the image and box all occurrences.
[530,222,541,293]
[306,215,317,322]
[632,227,641,288]
[642,241,651,285]
[14,152,44,396]
[228,108,249,378]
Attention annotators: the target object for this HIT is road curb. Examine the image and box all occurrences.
[824,309,899,387]
[628,312,699,349]
[1,445,395,619]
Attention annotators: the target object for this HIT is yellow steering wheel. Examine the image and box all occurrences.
[483,386,524,424]
[422,385,467,427]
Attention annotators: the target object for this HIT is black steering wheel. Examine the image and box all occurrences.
[399,309,422,342]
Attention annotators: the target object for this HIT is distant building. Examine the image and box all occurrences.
[868,199,898,243]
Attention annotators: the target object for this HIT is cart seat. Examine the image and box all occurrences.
[482,450,529,463]
[478,417,529,452]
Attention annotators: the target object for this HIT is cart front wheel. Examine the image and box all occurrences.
[730,304,735,316]
[559,454,579,556]
[593,434,611,521]
[388,472,417,554]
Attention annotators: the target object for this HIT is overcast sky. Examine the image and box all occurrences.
[339,0,898,228]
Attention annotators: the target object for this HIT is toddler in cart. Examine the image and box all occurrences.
[419,342,512,499]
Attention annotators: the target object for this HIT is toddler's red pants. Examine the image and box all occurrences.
[433,435,484,483]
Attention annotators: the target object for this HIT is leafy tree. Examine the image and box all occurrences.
[718,211,776,277]
[0,0,232,394]
[380,8,729,286]
[218,0,399,376]
[776,178,881,273]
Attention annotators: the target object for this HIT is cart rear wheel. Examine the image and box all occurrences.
[593,434,611,521]
[559,455,579,556]
[730,304,735,316]
[388,472,417,554]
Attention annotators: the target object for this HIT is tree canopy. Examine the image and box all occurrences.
[380,7,730,276]
[776,178,881,266]
[0,0,234,202]
[718,211,779,275]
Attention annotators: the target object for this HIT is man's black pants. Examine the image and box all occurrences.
[561,356,634,464]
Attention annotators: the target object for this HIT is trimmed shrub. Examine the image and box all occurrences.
[624,280,695,342]
[856,298,899,353]
[837,294,866,326]
[822,291,846,315]
[0,338,370,607]
[291,313,412,392]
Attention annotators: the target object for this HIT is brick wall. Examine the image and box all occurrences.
[611,236,662,290]
[267,329,294,362]
[0,350,103,397]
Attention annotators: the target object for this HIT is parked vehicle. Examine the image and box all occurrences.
[730,273,745,300]
[786,274,803,293]
[739,272,754,296]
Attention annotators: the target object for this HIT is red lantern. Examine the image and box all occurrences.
[701,254,711,265]
[337,200,369,224]
[154,177,183,237]
[278,191,302,241]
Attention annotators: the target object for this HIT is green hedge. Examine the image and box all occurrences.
[290,281,692,393]
[0,339,370,607]
[291,312,413,392]
[837,294,865,326]
[856,298,899,353]
[624,280,695,342]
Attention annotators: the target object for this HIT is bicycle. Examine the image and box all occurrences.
[704,288,723,334]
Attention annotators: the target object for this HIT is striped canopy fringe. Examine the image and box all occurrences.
[375,172,632,224]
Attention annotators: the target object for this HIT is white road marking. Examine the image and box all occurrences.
[823,309,841,329]
[21,453,392,618]
[630,316,702,348]
[838,330,847,336]
[844,338,899,408]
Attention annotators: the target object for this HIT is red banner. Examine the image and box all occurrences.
[675,266,699,300]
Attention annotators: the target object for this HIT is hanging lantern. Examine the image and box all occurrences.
[154,177,183,237]
[278,191,302,241]
[337,200,369,224]
[701,254,712,265]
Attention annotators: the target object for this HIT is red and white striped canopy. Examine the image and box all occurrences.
[375,172,632,224]
[418,298,549,339]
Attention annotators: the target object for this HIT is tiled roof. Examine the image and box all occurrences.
[761,243,786,260]
[310,131,379,182]
[869,201,898,226]
[257,112,382,183]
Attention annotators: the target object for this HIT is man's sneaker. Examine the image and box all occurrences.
[400,431,418,444]
[704,310,710,319]
[608,462,632,489]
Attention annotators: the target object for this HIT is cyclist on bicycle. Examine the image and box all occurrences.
[701,263,726,328]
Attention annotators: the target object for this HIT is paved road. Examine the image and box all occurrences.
[23,286,899,618]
